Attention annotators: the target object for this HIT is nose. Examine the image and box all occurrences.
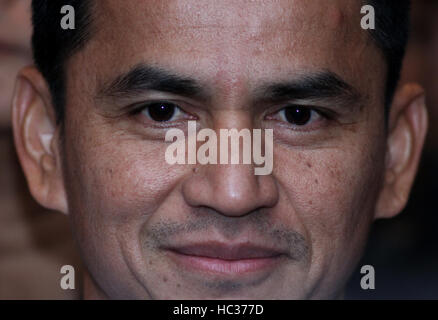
[182,161,279,217]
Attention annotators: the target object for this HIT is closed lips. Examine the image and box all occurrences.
[168,242,286,260]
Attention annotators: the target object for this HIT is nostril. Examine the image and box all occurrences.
[182,162,279,218]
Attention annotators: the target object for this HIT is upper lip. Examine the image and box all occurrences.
[166,241,286,260]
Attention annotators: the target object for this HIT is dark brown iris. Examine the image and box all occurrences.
[147,102,176,122]
[284,106,312,125]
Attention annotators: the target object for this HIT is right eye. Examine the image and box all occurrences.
[141,102,184,122]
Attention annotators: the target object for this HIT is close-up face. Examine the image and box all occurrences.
[12,0,428,299]
[63,0,386,299]
[0,0,31,127]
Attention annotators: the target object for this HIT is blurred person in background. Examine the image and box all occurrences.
[0,0,80,299]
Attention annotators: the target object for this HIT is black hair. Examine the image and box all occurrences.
[32,0,94,123]
[31,0,410,123]
[367,0,411,113]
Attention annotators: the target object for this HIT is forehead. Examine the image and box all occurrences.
[76,0,381,93]
[97,0,358,37]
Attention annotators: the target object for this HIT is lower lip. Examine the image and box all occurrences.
[168,251,283,275]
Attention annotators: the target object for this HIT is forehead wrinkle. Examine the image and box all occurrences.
[98,0,341,42]
[75,0,381,114]
[94,0,366,55]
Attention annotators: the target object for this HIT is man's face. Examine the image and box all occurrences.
[0,0,31,127]
[62,0,387,299]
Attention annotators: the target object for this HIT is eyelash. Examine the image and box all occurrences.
[129,101,196,122]
[266,105,332,130]
[129,100,332,130]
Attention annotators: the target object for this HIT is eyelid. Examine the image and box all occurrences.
[275,100,342,117]
[129,100,194,118]
[264,104,333,132]
[120,101,197,130]
[266,104,326,120]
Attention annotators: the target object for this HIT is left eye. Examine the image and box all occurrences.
[141,102,184,122]
[276,105,321,126]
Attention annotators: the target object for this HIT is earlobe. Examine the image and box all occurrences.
[12,67,69,214]
[375,84,428,219]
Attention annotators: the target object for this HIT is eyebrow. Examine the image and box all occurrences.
[97,64,208,100]
[97,65,363,110]
[256,71,363,107]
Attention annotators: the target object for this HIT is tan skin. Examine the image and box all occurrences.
[12,0,428,299]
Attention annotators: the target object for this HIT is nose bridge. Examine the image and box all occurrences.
[182,117,278,216]
[181,91,278,216]
[215,162,258,198]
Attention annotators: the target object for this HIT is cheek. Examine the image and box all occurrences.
[63,129,190,297]
[273,139,385,293]
[65,130,188,224]
[274,141,384,246]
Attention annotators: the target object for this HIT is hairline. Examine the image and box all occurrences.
[46,1,404,125]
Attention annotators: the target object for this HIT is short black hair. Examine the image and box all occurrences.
[32,0,94,123]
[367,0,411,112]
[31,0,410,124]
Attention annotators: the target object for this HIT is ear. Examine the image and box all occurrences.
[11,66,68,214]
[375,83,428,219]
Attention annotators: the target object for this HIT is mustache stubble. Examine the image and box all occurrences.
[142,209,309,261]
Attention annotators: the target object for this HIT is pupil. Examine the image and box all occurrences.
[285,106,311,125]
[148,103,176,122]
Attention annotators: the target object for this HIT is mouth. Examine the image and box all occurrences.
[165,241,287,275]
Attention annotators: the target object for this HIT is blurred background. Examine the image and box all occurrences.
[347,0,438,299]
[0,0,436,299]
[0,0,81,299]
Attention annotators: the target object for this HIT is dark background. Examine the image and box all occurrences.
[346,0,438,299]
